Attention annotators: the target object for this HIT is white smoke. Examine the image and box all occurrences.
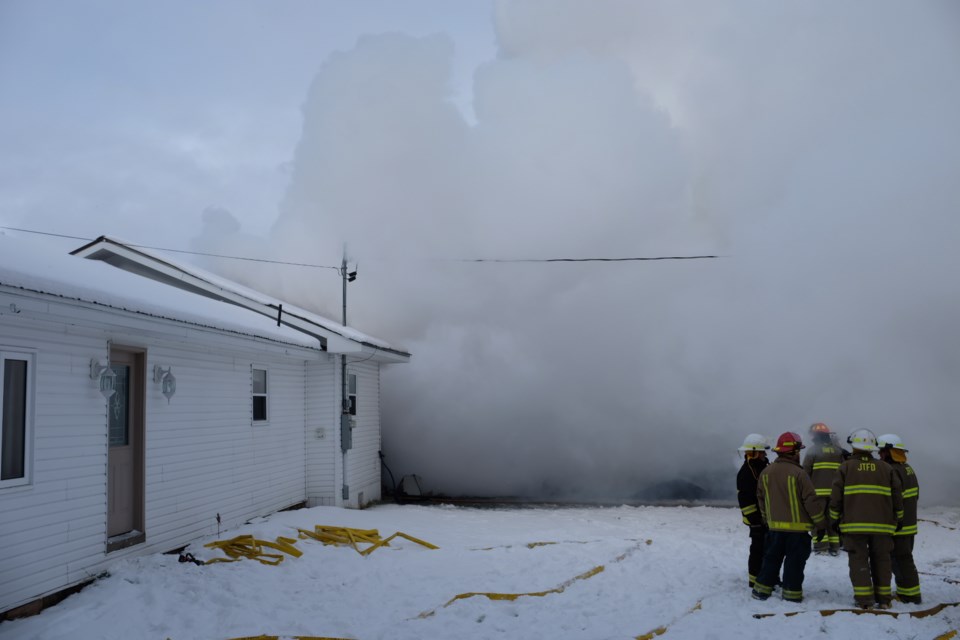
[194,1,960,504]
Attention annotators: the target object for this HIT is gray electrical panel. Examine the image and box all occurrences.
[340,413,355,452]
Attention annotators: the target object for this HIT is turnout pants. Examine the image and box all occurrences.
[754,530,811,602]
[748,526,767,587]
[811,497,839,552]
[891,535,921,601]
[844,533,894,606]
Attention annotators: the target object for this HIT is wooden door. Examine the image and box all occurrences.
[107,348,144,542]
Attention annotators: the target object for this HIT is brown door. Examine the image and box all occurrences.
[107,348,144,542]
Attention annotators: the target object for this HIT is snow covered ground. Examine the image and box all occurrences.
[1,503,957,640]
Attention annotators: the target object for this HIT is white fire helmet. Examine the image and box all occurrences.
[878,433,908,452]
[738,433,770,452]
[847,428,879,452]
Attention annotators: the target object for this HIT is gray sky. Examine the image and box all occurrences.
[0,0,495,240]
[2,1,959,504]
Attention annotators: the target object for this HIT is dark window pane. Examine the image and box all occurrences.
[109,365,130,447]
[348,396,357,416]
[253,396,267,421]
[2,359,27,481]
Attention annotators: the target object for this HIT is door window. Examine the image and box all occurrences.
[109,364,130,447]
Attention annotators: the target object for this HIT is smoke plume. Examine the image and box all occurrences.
[194,0,960,504]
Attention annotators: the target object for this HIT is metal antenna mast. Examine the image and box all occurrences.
[341,249,347,326]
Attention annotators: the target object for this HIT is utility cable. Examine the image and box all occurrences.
[461,255,721,263]
[379,451,398,501]
[0,225,341,270]
[2,225,722,268]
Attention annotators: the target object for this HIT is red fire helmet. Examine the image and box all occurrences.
[773,431,805,453]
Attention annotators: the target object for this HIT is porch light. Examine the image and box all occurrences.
[153,365,177,402]
[89,358,117,399]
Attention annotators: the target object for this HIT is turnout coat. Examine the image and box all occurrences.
[828,453,904,535]
[756,457,825,532]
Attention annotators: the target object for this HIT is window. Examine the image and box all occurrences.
[1,351,33,487]
[252,366,268,423]
[347,373,357,416]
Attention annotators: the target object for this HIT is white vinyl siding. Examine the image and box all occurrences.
[0,298,315,614]
[0,320,110,612]
[304,359,338,507]
[143,348,307,545]
[345,361,381,506]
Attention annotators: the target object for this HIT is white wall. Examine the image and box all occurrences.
[142,344,309,542]
[0,298,322,614]
[0,313,109,616]
[304,358,338,507]
[346,360,382,507]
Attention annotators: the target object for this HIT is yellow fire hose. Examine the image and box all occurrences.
[296,526,439,556]
[635,601,702,640]
[417,540,648,619]
[204,535,303,566]
[203,526,438,565]
[752,601,960,619]
[416,564,605,618]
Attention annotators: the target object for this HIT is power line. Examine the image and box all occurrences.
[0,227,88,242]
[461,255,721,262]
[135,244,341,270]
[0,225,341,271]
[2,224,722,268]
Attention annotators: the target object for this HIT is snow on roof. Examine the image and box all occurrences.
[0,232,322,351]
[70,235,409,360]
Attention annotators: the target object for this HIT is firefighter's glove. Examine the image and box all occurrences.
[831,519,841,533]
[895,520,904,533]
[815,528,826,543]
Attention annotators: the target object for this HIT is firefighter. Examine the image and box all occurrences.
[802,422,846,555]
[752,431,826,603]
[878,433,921,604]
[828,428,904,609]
[737,433,770,589]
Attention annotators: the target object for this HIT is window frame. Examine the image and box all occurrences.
[0,349,35,489]
[251,365,269,425]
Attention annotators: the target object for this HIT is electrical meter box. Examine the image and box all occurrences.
[340,413,355,452]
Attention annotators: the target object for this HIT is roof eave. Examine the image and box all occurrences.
[71,237,368,353]
[355,342,411,364]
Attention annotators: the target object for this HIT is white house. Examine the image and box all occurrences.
[0,233,409,616]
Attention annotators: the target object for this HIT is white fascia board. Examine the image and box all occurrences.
[71,240,362,353]
[349,344,411,364]
[0,289,327,361]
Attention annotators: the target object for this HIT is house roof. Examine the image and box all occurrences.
[0,233,409,362]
